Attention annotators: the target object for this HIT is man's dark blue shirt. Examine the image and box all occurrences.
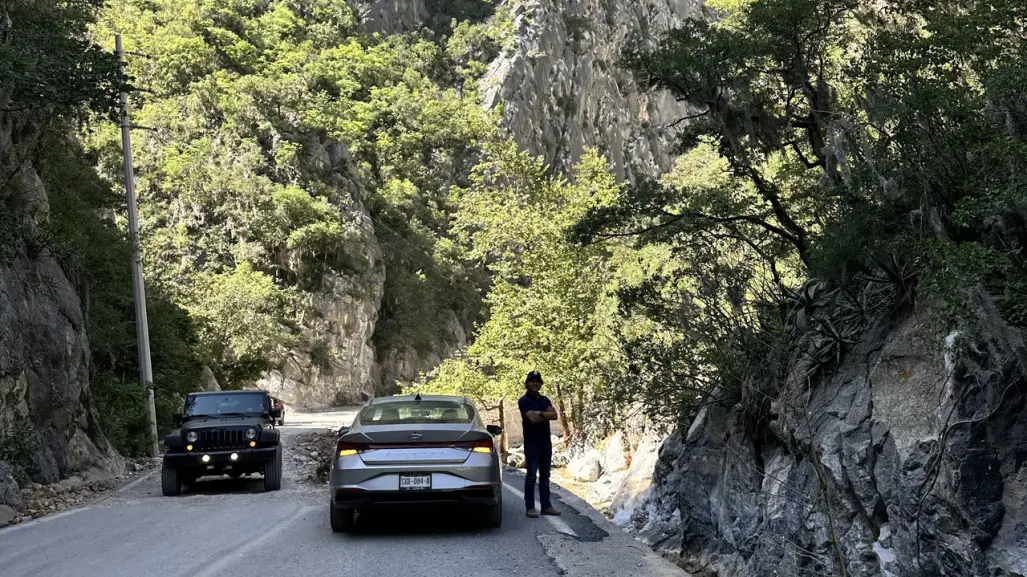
[518,392,552,447]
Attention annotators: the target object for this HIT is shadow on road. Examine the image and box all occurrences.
[184,475,267,495]
[341,504,496,537]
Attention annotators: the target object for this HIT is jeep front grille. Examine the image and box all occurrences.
[196,429,247,451]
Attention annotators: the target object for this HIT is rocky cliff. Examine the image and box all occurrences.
[482,0,703,181]
[626,301,1027,577]
[255,137,386,409]
[0,99,124,484]
[309,0,703,405]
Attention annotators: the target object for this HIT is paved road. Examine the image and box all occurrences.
[0,409,685,577]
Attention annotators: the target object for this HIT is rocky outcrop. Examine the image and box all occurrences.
[345,0,430,34]
[0,93,124,483]
[482,0,704,182]
[255,138,386,409]
[377,308,471,393]
[629,303,1027,577]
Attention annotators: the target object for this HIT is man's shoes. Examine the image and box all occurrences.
[541,507,561,516]
[526,509,539,518]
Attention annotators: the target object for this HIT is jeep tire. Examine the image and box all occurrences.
[161,462,182,496]
[263,446,282,491]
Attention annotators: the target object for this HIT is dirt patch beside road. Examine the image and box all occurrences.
[1,458,159,528]
[292,430,336,484]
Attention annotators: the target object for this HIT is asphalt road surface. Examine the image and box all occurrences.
[0,408,686,577]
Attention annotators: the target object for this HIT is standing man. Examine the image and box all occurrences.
[518,370,561,518]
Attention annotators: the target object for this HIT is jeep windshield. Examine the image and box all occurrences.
[183,393,267,418]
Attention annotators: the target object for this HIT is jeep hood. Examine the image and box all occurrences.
[180,416,266,431]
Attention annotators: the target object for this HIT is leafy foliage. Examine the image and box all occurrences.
[84,0,497,386]
[412,142,633,438]
[0,0,124,122]
[0,421,38,485]
[570,0,1027,430]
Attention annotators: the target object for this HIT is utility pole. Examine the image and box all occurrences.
[116,34,159,458]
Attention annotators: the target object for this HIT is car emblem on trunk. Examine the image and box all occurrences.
[409,433,422,441]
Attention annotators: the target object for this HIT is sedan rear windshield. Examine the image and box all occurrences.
[357,401,474,425]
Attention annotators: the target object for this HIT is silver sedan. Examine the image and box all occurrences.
[328,394,504,532]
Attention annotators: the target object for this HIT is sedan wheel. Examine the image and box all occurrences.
[483,501,503,528]
[330,506,355,533]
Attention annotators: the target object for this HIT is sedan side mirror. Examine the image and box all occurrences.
[486,425,502,436]
[172,413,183,427]
[337,426,350,437]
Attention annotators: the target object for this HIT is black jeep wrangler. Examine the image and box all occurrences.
[161,390,283,496]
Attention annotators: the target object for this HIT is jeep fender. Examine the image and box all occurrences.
[164,433,184,448]
[259,427,280,444]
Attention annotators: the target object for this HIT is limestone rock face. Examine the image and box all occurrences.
[481,0,705,182]
[631,309,1027,577]
[345,0,430,34]
[0,85,124,484]
[256,138,385,409]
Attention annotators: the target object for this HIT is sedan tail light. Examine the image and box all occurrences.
[337,439,493,455]
[453,439,494,455]
[337,441,369,457]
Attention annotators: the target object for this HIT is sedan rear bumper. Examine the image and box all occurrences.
[331,485,501,509]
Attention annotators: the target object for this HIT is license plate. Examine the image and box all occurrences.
[398,474,431,491]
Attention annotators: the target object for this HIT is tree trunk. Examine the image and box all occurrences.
[555,383,572,441]
[498,398,508,456]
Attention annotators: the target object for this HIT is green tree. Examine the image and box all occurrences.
[570,0,1027,435]
[85,0,498,388]
[414,141,631,439]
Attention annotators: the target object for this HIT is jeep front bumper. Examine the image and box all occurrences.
[163,447,277,468]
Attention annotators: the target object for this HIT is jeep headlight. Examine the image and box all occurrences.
[245,427,258,440]
[185,431,198,443]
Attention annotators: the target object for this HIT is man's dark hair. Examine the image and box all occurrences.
[525,370,543,384]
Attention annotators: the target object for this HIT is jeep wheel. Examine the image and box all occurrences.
[263,447,282,491]
[161,462,182,496]
[330,506,355,533]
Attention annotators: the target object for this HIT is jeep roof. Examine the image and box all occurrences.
[188,390,268,396]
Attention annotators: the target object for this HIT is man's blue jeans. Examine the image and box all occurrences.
[524,442,552,511]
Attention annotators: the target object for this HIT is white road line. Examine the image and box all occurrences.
[191,505,318,577]
[0,468,157,536]
[90,468,159,506]
[503,482,578,538]
[0,507,90,536]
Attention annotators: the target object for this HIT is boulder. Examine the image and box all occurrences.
[552,451,569,468]
[0,461,21,508]
[603,431,628,472]
[506,450,526,469]
[567,449,603,482]
[199,366,221,392]
[610,433,663,526]
[589,470,628,505]
[0,504,15,526]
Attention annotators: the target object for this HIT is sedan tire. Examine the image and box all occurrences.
[263,447,282,491]
[330,506,355,533]
[483,494,503,528]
